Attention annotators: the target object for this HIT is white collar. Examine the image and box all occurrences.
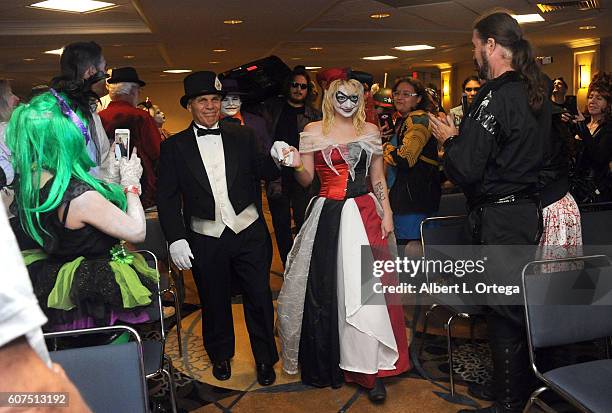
[194,121,220,129]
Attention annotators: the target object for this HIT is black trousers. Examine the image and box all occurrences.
[268,180,308,266]
[188,219,278,365]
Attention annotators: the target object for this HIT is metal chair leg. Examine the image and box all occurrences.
[522,386,549,413]
[418,304,440,358]
[162,355,178,413]
[164,288,182,357]
[446,313,459,397]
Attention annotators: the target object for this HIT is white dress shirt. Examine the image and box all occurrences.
[191,122,259,238]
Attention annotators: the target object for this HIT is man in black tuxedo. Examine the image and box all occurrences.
[157,71,278,385]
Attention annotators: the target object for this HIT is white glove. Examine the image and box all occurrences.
[169,239,194,270]
[270,141,293,167]
[106,157,121,185]
[119,147,144,192]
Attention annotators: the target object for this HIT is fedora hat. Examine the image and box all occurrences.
[107,67,145,86]
[221,78,247,96]
[180,71,225,108]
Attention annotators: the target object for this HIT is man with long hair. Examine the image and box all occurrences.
[429,12,549,413]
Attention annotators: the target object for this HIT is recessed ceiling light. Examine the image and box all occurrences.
[362,55,397,61]
[223,19,243,25]
[424,59,433,62]
[305,66,322,70]
[29,0,116,13]
[123,55,135,59]
[213,49,227,52]
[208,61,220,64]
[393,44,435,51]
[511,14,545,24]
[290,57,302,60]
[163,69,192,74]
[23,58,36,62]
[309,47,323,51]
[159,74,167,77]
[579,25,596,30]
[370,13,390,19]
[44,48,64,55]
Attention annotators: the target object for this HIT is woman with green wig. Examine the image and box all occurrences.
[6,90,158,330]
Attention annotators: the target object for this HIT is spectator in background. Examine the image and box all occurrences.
[100,67,162,209]
[50,41,112,180]
[263,67,321,267]
[450,75,481,126]
[383,77,440,257]
[551,76,569,109]
[0,79,20,197]
[138,98,172,141]
[568,72,612,203]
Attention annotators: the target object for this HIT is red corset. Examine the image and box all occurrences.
[315,149,350,200]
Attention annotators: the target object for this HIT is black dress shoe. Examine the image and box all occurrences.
[213,360,231,381]
[367,378,386,403]
[256,363,276,386]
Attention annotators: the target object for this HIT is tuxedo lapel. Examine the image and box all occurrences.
[220,123,239,189]
[176,126,213,194]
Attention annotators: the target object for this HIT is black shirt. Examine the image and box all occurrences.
[444,71,545,207]
[275,103,306,182]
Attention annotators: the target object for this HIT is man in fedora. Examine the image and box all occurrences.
[99,66,162,208]
[157,71,279,385]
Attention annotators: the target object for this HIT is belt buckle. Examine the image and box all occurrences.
[495,194,515,204]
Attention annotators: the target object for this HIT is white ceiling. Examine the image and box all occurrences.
[1,0,610,94]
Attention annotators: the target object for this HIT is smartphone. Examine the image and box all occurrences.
[114,129,130,160]
[565,95,578,116]
[378,112,394,132]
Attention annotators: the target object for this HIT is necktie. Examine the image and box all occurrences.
[196,127,221,136]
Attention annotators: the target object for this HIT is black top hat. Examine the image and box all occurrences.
[107,67,146,86]
[180,71,225,108]
[221,78,247,96]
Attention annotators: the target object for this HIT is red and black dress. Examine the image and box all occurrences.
[277,131,409,389]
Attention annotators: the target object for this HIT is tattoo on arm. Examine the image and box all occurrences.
[374,181,386,202]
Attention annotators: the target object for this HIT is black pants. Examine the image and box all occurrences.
[188,219,278,365]
[268,181,308,266]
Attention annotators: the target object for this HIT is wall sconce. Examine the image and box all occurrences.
[579,64,591,89]
[443,79,450,96]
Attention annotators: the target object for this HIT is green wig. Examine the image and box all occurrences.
[6,91,127,246]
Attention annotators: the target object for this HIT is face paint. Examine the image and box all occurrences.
[221,95,242,116]
[333,86,359,118]
[153,110,166,125]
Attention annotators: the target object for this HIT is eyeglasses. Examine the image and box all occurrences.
[464,87,480,92]
[291,82,308,90]
[392,91,418,98]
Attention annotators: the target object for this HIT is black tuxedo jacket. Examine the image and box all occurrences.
[156,121,279,244]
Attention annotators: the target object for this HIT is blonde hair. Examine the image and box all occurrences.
[322,79,366,135]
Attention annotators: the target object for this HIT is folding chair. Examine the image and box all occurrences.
[45,325,149,413]
[522,255,612,413]
[134,212,184,357]
[419,215,485,397]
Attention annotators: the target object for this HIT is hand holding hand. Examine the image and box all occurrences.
[169,239,194,270]
[119,147,143,190]
[270,141,293,167]
[282,146,302,168]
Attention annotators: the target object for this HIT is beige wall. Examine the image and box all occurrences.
[139,80,191,134]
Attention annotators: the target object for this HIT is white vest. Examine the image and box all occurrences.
[191,122,258,238]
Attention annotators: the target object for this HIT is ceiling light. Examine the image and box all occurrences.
[213,49,227,52]
[159,74,167,77]
[223,19,243,25]
[309,47,323,51]
[123,55,135,59]
[305,66,322,70]
[163,69,192,74]
[511,14,545,24]
[424,59,432,62]
[208,61,220,64]
[44,48,64,55]
[29,0,115,13]
[23,58,36,62]
[362,55,397,61]
[370,13,390,19]
[579,25,596,30]
[393,44,435,51]
[290,57,302,60]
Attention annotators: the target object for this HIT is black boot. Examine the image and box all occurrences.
[367,378,386,403]
[458,313,534,413]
